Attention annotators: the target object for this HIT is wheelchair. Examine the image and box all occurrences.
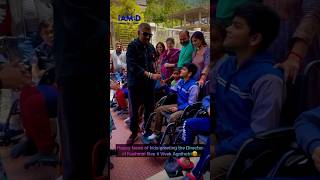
[173,106,210,145]
[142,81,211,145]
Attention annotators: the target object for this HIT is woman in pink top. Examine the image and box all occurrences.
[191,31,210,81]
[154,42,166,91]
[154,42,165,74]
[161,38,180,81]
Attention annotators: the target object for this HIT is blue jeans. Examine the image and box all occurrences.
[183,117,211,178]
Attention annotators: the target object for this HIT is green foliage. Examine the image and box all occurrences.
[144,0,190,27]
[110,0,145,47]
[110,0,144,22]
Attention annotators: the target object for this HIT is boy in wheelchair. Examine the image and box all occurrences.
[147,63,199,141]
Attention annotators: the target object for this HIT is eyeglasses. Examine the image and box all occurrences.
[141,31,153,37]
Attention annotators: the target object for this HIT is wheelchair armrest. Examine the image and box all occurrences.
[235,127,296,157]
[255,127,295,141]
[226,127,297,180]
[180,102,203,120]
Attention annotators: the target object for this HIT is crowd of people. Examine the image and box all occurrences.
[110,25,213,142]
[110,1,320,180]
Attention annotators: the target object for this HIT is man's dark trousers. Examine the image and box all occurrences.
[128,80,155,135]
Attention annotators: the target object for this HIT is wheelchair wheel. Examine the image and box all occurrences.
[160,123,176,145]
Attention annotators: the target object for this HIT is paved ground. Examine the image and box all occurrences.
[0,105,208,180]
[0,146,58,180]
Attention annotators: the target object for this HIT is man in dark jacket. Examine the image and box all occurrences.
[126,23,161,145]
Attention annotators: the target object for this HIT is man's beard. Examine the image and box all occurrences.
[180,40,189,46]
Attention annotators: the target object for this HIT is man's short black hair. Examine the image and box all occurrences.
[138,23,151,31]
[234,3,280,52]
[183,63,197,78]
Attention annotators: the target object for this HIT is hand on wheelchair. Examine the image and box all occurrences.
[169,106,178,113]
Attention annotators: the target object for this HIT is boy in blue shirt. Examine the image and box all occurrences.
[147,63,199,141]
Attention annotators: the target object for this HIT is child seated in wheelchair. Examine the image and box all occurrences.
[11,67,58,167]
[169,68,181,88]
[147,63,199,141]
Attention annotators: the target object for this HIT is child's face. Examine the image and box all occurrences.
[40,25,53,47]
[180,67,190,78]
[156,44,164,54]
[223,16,251,51]
[173,71,180,80]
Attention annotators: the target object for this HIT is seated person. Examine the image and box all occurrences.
[121,68,127,84]
[177,96,210,173]
[180,3,284,180]
[295,106,320,173]
[110,80,128,112]
[11,68,58,166]
[147,63,199,141]
[31,19,54,83]
[161,68,181,95]
[170,69,181,87]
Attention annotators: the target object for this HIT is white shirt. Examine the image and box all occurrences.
[110,50,126,72]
